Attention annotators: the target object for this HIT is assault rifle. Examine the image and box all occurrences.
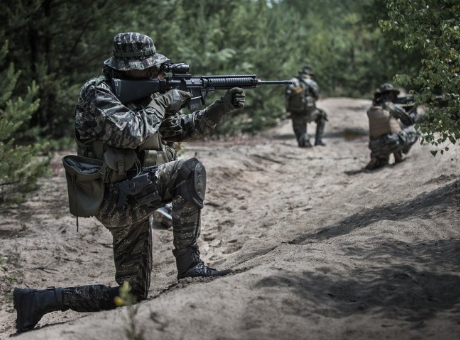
[394,94,446,111]
[111,62,292,110]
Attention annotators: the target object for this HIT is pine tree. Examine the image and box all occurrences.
[0,40,50,203]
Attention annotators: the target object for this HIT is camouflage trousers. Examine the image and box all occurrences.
[62,158,202,312]
[290,108,327,146]
[368,125,419,162]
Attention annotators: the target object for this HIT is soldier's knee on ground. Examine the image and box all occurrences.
[174,158,206,208]
[298,134,312,148]
[393,151,404,163]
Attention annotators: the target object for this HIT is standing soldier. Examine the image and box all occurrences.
[13,32,245,333]
[285,65,328,147]
[365,83,419,170]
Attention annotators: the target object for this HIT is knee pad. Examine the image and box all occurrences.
[175,158,206,208]
[315,109,328,123]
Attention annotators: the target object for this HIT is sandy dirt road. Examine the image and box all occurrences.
[1,97,459,340]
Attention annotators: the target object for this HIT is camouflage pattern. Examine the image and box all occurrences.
[374,83,400,96]
[75,77,218,149]
[285,74,327,147]
[285,76,320,114]
[96,159,201,250]
[299,65,314,76]
[366,102,419,169]
[62,285,119,312]
[75,75,219,181]
[68,67,223,311]
[290,109,327,144]
[58,159,203,311]
[104,32,169,71]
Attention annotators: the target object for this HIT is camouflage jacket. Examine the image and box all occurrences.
[74,75,219,180]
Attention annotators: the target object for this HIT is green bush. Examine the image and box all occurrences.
[381,0,460,152]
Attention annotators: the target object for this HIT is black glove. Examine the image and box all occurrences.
[205,87,245,124]
[149,90,192,114]
[224,87,245,110]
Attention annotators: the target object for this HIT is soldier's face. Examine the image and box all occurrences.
[124,66,165,80]
[155,70,166,80]
[148,66,166,80]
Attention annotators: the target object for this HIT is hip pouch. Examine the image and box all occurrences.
[287,92,306,111]
[62,155,105,218]
[112,167,160,209]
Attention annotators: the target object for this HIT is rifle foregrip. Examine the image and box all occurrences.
[205,77,258,88]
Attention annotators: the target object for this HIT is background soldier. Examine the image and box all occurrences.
[13,32,245,333]
[365,83,419,170]
[285,65,328,147]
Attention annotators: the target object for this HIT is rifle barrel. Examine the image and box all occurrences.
[258,80,292,85]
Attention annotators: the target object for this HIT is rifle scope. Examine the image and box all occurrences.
[161,62,190,74]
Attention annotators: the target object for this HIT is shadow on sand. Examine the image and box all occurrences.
[251,179,460,326]
[254,256,460,324]
[293,179,460,243]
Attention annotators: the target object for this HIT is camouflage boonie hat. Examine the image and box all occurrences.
[299,65,314,76]
[374,83,400,96]
[104,32,169,71]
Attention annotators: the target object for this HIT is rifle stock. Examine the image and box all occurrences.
[111,74,292,110]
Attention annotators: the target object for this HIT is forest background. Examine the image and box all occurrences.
[0,0,459,202]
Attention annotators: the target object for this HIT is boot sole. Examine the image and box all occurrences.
[178,268,232,280]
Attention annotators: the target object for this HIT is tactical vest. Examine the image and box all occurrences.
[141,134,176,167]
[367,106,401,139]
[286,77,315,112]
[75,77,176,183]
[76,132,175,183]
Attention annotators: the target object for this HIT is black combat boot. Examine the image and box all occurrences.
[173,243,232,280]
[298,134,312,148]
[14,287,68,333]
[314,121,326,146]
[302,139,313,148]
[393,151,404,163]
[365,157,389,170]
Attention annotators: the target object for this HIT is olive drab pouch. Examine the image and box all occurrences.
[103,145,137,182]
[287,89,305,111]
[62,155,105,220]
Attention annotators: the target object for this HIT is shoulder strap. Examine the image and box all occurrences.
[298,76,311,90]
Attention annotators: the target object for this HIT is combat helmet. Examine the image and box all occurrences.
[374,83,400,97]
[299,65,314,76]
[104,32,169,71]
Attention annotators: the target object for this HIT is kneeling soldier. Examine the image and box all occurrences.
[13,32,245,333]
[365,83,419,170]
